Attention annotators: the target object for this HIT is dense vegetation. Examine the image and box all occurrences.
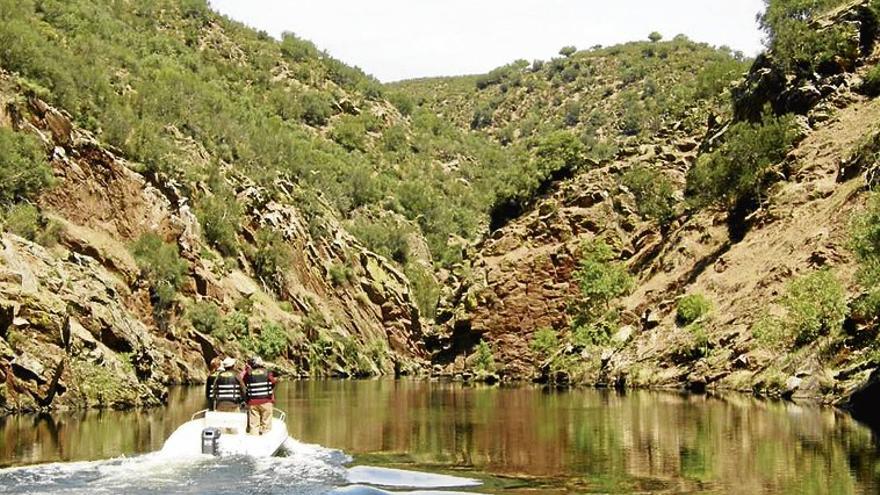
[758,0,862,71]
[686,112,798,215]
[0,0,512,271]
[394,37,749,228]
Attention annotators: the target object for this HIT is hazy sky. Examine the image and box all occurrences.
[209,1,766,82]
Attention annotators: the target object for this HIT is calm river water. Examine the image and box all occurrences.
[0,380,878,494]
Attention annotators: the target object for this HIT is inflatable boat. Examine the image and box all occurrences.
[161,408,289,457]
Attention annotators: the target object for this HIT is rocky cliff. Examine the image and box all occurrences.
[431,0,880,411]
[0,74,427,413]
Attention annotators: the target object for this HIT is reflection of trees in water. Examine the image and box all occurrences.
[2,381,879,493]
[280,382,880,494]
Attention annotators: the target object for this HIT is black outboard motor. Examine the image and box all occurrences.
[201,427,221,455]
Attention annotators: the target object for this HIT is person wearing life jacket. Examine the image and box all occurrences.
[242,356,277,435]
[205,357,222,407]
[211,357,246,412]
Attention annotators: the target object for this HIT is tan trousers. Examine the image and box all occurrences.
[215,401,239,412]
[247,402,273,435]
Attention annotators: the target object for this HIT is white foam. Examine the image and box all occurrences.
[346,466,481,489]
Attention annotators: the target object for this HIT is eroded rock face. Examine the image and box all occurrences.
[434,14,880,404]
[434,137,698,380]
[0,234,177,412]
[0,77,428,414]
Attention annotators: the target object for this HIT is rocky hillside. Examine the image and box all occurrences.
[429,0,880,414]
[0,0,456,413]
[6,0,880,418]
[0,74,433,413]
[392,36,748,234]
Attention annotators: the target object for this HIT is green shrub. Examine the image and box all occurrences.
[387,91,415,116]
[252,321,289,360]
[566,240,633,349]
[471,104,495,130]
[851,194,880,317]
[299,90,334,126]
[3,203,41,241]
[530,327,560,359]
[0,127,52,205]
[861,65,880,97]
[347,216,411,265]
[571,317,618,349]
[222,310,250,340]
[196,194,241,257]
[328,262,356,287]
[280,32,319,62]
[676,294,713,326]
[251,229,291,293]
[752,270,847,348]
[381,125,409,152]
[686,112,798,211]
[473,340,496,373]
[676,322,710,360]
[329,115,369,152]
[188,300,224,335]
[131,233,188,309]
[695,59,749,100]
[784,270,847,346]
[622,165,677,227]
[404,263,440,319]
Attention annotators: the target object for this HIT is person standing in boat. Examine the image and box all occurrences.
[212,357,246,412]
[242,356,277,435]
[205,357,222,407]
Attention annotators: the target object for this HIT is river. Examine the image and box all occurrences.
[0,380,878,494]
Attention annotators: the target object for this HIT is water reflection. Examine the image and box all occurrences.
[1,380,879,494]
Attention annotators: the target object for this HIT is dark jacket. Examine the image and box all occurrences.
[211,370,246,409]
[242,366,277,406]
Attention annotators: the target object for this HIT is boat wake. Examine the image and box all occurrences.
[0,437,481,495]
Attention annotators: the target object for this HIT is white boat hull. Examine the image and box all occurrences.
[161,409,289,457]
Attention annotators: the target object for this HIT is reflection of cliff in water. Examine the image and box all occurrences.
[0,386,205,467]
[1,381,879,494]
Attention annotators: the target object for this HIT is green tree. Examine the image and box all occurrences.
[648,32,663,43]
[0,128,52,205]
[571,240,634,324]
[559,45,577,57]
[686,112,798,212]
[758,0,857,70]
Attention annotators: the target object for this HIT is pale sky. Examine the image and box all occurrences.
[209,1,766,82]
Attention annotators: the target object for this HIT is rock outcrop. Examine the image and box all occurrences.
[433,1,880,411]
[0,76,427,414]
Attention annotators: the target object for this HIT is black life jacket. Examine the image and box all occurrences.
[214,371,242,403]
[205,371,219,400]
[245,367,273,400]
